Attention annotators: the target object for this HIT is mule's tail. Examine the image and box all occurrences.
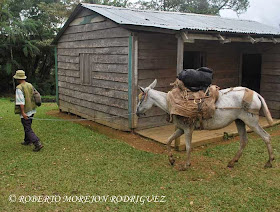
[257,94,274,126]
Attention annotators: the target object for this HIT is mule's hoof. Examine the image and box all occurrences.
[178,164,191,171]
[264,161,272,168]
[168,157,175,166]
[227,162,235,168]
[179,165,187,171]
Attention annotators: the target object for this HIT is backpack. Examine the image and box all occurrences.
[33,86,42,107]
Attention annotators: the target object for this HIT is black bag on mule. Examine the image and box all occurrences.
[177,67,213,92]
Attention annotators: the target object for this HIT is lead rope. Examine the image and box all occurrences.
[0,113,136,122]
[29,113,137,121]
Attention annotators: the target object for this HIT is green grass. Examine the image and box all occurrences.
[0,98,279,211]
[41,95,56,103]
[41,95,56,100]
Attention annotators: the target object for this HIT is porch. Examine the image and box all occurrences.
[135,117,280,151]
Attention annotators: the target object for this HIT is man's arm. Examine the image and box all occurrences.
[16,88,28,120]
[19,105,28,120]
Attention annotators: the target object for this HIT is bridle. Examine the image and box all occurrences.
[137,90,149,117]
[138,90,149,105]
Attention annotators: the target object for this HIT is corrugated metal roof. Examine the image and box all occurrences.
[82,3,280,35]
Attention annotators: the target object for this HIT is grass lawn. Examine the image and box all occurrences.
[38,95,56,103]
[0,98,279,211]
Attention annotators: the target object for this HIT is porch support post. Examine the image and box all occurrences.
[128,34,138,130]
[177,35,184,74]
[175,35,184,150]
[54,46,59,106]
[132,34,138,129]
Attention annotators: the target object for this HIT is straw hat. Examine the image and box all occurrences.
[13,70,27,80]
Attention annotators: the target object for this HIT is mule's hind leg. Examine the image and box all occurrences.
[179,126,194,171]
[254,124,274,168]
[167,128,184,166]
[228,119,248,168]
[243,118,274,168]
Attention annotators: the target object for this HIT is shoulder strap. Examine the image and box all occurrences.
[17,84,25,96]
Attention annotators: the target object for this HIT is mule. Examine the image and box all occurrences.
[136,79,275,170]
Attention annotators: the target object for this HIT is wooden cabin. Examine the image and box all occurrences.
[53,3,280,131]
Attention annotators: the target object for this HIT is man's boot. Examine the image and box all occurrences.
[21,141,32,145]
[33,140,43,152]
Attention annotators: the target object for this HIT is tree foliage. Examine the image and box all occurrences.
[0,0,76,94]
[0,0,249,94]
[0,0,130,94]
[83,0,129,7]
[133,0,249,15]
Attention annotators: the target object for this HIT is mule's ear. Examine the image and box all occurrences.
[139,86,145,93]
[148,79,157,89]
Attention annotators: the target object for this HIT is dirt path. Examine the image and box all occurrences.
[47,110,280,157]
[47,110,167,154]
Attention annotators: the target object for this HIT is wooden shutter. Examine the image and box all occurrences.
[80,53,91,85]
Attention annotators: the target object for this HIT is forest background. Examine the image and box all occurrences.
[0,0,249,95]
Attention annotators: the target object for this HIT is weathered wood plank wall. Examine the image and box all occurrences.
[137,38,242,129]
[234,42,280,119]
[261,44,280,118]
[57,8,131,131]
[185,41,280,118]
[137,32,177,129]
[57,8,280,131]
[185,40,240,88]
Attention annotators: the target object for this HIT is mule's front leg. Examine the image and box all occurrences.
[180,127,194,171]
[167,128,184,166]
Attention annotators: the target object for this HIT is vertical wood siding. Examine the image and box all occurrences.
[80,53,91,85]
[185,41,240,89]
[137,38,242,129]
[57,8,280,130]
[236,42,280,119]
[261,44,280,118]
[137,32,177,129]
[57,8,131,131]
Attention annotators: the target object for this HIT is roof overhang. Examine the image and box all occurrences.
[52,3,280,45]
[179,31,280,44]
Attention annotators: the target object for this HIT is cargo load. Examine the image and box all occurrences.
[177,67,213,92]
[167,79,219,127]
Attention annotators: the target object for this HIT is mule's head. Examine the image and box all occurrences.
[136,79,157,117]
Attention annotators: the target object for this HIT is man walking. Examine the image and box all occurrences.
[14,70,43,152]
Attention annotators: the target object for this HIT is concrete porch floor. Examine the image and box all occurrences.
[135,117,280,151]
